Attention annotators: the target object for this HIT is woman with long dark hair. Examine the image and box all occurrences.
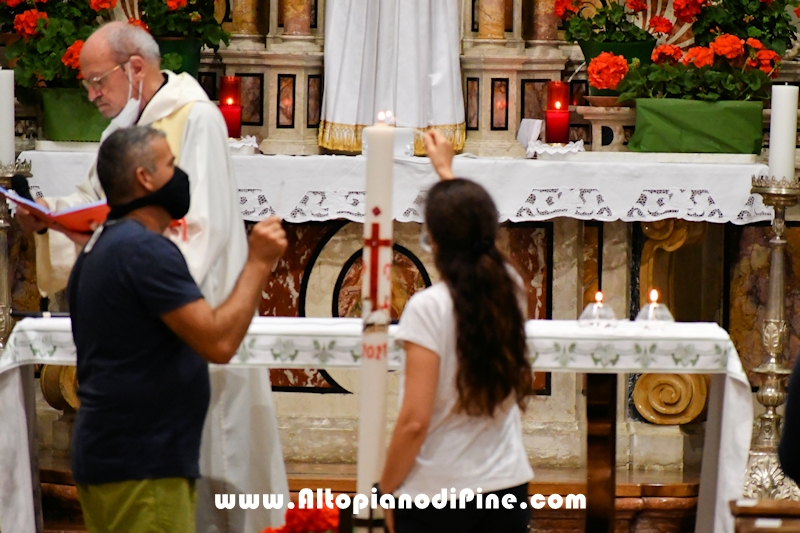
[377,132,534,533]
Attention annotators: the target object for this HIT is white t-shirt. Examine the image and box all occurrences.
[394,281,534,498]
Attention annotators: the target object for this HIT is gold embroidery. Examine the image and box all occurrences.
[319,120,467,155]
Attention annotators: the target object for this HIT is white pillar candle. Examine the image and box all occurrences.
[768,84,799,181]
[356,115,394,518]
[0,69,15,168]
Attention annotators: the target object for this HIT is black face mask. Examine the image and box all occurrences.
[108,166,191,221]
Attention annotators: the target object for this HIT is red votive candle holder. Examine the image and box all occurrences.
[545,104,570,144]
[547,81,570,111]
[219,76,242,107]
[220,104,242,138]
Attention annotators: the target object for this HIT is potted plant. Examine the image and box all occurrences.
[557,0,668,94]
[612,34,778,153]
[4,0,113,141]
[137,0,229,77]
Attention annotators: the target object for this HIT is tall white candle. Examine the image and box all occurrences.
[0,69,15,168]
[356,115,394,519]
[768,84,799,181]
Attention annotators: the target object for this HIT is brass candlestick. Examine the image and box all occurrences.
[743,175,800,499]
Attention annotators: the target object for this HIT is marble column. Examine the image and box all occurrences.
[533,0,559,41]
[232,0,260,35]
[283,0,311,36]
[478,0,506,40]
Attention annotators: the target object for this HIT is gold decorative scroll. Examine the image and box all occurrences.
[633,373,709,425]
[318,121,466,155]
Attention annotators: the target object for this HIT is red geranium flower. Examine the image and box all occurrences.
[755,49,781,77]
[673,0,704,24]
[587,52,629,90]
[167,0,188,10]
[626,0,647,12]
[13,9,47,39]
[261,505,339,533]
[89,0,116,11]
[709,33,745,59]
[555,0,580,19]
[746,38,764,51]
[795,6,800,17]
[681,46,715,68]
[128,17,149,32]
[3,0,25,7]
[61,40,83,70]
[651,44,683,65]
[648,16,673,35]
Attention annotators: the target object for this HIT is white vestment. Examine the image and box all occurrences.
[319,0,465,153]
[34,72,288,532]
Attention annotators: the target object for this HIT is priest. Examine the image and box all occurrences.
[14,21,289,532]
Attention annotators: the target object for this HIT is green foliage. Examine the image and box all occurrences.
[4,0,102,89]
[160,51,183,71]
[617,58,773,102]
[693,0,798,56]
[139,0,229,51]
[564,0,653,43]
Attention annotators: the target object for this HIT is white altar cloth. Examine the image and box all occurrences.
[19,151,772,225]
[1,317,751,533]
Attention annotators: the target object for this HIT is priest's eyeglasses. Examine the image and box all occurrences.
[81,63,126,91]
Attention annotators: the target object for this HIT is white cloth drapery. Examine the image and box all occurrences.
[319,0,465,153]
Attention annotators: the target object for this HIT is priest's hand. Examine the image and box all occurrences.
[424,130,455,181]
[14,200,48,234]
[248,216,288,270]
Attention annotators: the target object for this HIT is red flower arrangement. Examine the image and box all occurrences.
[3,0,25,8]
[261,506,339,533]
[587,52,629,91]
[625,0,647,12]
[745,38,764,51]
[647,16,673,35]
[88,0,116,11]
[709,33,744,59]
[681,46,714,67]
[673,0,704,24]
[13,8,46,38]
[651,44,683,65]
[555,0,579,18]
[166,0,187,10]
[60,39,83,77]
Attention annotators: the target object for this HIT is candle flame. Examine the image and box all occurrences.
[226,97,233,105]
[555,101,562,110]
[650,289,659,303]
[595,291,603,304]
[385,110,393,119]
[377,111,386,123]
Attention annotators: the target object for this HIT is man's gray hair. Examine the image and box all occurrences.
[97,126,166,205]
[103,22,161,64]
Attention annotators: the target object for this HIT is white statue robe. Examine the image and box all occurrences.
[319,0,465,154]
[34,72,288,532]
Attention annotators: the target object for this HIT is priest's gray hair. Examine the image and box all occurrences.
[97,126,167,206]
[102,22,161,65]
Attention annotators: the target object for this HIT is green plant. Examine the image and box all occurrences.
[5,0,111,89]
[139,0,229,51]
[559,0,657,43]
[616,36,777,102]
[692,0,799,56]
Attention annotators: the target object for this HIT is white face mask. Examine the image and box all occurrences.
[100,63,144,141]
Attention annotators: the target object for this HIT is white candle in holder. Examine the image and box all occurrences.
[768,84,799,181]
[0,69,14,167]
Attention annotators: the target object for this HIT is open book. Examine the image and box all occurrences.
[0,187,110,233]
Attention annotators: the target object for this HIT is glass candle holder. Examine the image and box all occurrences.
[219,104,242,138]
[579,292,618,327]
[219,76,242,107]
[547,81,570,111]
[635,289,675,323]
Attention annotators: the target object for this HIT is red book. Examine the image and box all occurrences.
[0,187,109,233]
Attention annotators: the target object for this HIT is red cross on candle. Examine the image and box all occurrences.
[365,222,392,306]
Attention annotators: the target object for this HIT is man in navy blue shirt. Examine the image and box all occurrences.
[68,125,287,533]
